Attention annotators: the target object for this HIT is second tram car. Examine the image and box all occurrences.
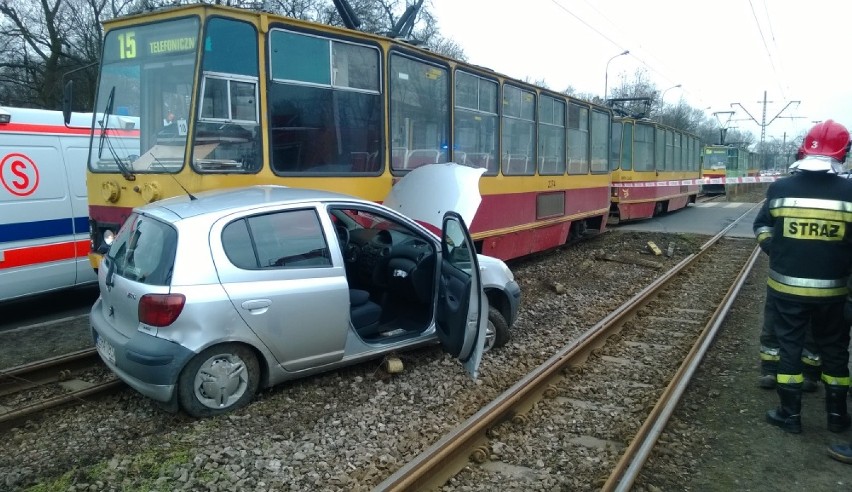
[700,144,759,194]
[700,145,727,194]
[609,117,701,223]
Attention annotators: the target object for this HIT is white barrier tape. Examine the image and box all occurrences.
[611,176,780,187]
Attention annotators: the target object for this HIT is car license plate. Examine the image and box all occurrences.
[96,335,116,364]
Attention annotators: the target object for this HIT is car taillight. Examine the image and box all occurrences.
[138,294,186,327]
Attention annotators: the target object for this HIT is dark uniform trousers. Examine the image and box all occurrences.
[760,296,821,378]
[765,290,850,383]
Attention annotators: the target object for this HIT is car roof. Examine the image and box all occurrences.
[138,185,362,221]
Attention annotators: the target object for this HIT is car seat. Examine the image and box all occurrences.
[349,289,382,337]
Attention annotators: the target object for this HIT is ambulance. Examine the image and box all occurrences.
[0,106,97,302]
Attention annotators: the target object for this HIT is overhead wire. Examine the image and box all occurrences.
[548,0,708,108]
[748,0,786,100]
[762,0,804,138]
[546,0,797,139]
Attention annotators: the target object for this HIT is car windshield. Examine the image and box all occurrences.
[107,213,178,285]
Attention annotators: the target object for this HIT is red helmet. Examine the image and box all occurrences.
[802,120,850,162]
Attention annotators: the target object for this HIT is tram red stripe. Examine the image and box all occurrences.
[0,240,90,269]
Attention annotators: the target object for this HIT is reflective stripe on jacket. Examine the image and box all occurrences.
[753,172,852,302]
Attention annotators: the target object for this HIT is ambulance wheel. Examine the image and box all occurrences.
[178,343,260,417]
[485,306,510,352]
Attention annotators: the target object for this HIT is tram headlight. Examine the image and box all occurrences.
[98,230,116,255]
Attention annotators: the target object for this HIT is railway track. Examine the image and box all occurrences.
[375,208,760,491]
[695,193,724,204]
[0,348,122,431]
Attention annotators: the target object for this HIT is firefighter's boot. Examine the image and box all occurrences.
[826,384,851,433]
[766,383,802,433]
[828,442,852,464]
[758,360,777,389]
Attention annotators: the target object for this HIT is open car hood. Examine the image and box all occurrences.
[383,163,485,230]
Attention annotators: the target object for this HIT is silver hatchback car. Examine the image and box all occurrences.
[91,177,520,417]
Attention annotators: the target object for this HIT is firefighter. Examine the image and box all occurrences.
[827,278,852,463]
[758,144,828,394]
[753,119,852,434]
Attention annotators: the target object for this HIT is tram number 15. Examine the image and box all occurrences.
[546,179,556,189]
[118,32,137,59]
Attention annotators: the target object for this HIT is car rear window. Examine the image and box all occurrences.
[106,213,178,285]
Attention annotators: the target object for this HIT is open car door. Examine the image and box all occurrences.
[435,211,487,379]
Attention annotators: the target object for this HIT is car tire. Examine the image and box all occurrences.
[486,305,510,351]
[177,343,260,417]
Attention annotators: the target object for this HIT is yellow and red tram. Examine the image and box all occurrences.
[77,4,613,264]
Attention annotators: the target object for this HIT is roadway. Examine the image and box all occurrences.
[615,200,761,238]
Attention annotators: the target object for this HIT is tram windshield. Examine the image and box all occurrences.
[704,150,727,171]
[90,17,200,175]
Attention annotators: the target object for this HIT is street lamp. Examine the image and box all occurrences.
[604,50,629,101]
[658,84,682,124]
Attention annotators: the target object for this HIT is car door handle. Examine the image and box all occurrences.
[241,299,272,311]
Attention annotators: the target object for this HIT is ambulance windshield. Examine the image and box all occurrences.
[89,17,200,175]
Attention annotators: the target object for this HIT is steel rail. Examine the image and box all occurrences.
[0,348,100,396]
[604,245,761,491]
[0,378,124,430]
[374,204,761,492]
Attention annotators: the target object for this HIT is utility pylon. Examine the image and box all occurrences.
[731,91,801,169]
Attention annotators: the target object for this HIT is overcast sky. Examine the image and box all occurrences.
[430,0,852,145]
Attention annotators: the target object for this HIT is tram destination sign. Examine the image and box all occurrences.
[104,17,200,63]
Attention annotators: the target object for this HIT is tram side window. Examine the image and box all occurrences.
[193,18,262,174]
[454,71,498,174]
[567,103,589,174]
[673,133,682,171]
[268,30,382,175]
[610,122,623,171]
[665,130,674,171]
[654,127,665,171]
[696,139,702,171]
[692,138,700,171]
[501,85,535,176]
[537,95,566,175]
[590,110,610,173]
[685,137,691,171]
[193,75,262,173]
[621,123,633,171]
[390,54,449,172]
[633,123,653,172]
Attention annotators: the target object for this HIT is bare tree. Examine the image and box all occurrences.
[0,0,132,110]
[0,0,74,108]
[0,0,464,109]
